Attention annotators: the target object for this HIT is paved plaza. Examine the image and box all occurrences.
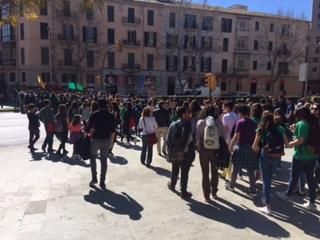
[0,112,319,240]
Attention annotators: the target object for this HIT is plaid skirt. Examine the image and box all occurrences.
[231,144,258,169]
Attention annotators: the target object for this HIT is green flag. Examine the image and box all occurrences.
[68,82,76,90]
[76,83,84,92]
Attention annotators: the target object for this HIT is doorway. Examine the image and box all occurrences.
[167,76,175,95]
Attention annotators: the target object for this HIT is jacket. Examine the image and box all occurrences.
[153,107,171,128]
[87,109,116,139]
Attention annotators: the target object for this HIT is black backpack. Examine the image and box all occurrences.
[263,127,284,157]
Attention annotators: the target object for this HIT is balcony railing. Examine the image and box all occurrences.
[58,60,78,66]
[122,17,141,25]
[122,40,141,47]
[57,34,79,42]
[56,10,78,18]
[122,63,141,70]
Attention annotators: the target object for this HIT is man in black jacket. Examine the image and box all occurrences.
[87,98,116,189]
[153,101,171,156]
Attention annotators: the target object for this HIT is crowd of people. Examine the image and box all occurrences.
[21,90,320,216]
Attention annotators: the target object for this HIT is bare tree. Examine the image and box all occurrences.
[259,13,307,95]
[157,0,221,93]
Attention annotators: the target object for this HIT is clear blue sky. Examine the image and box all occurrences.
[197,0,313,20]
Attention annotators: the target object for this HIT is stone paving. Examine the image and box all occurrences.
[0,113,320,240]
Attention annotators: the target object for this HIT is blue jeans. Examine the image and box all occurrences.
[287,158,317,203]
[141,135,153,165]
[260,155,280,205]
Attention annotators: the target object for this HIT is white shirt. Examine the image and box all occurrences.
[222,111,239,144]
[138,117,158,135]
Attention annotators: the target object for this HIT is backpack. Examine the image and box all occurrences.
[170,121,191,161]
[307,120,320,155]
[203,117,220,150]
[263,127,284,158]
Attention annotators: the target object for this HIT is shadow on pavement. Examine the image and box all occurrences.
[109,155,128,165]
[30,151,90,168]
[116,141,142,151]
[84,186,143,221]
[147,165,171,178]
[187,197,290,238]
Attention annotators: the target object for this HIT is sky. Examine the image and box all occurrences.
[196,0,313,20]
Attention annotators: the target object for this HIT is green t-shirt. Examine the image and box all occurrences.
[293,120,317,161]
[257,126,286,146]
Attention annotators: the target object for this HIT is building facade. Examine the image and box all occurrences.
[0,0,310,96]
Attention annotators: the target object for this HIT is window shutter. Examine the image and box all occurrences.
[82,26,87,42]
[153,32,157,47]
[144,32,148,46]
[93,27,97,43]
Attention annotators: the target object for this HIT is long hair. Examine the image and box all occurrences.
[257,112,276,135]
[199,105,217,120]
[71,114,81,126]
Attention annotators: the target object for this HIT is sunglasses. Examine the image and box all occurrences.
[311,107,319,111]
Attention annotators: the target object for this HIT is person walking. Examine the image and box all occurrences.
[252,113,288,215]
[27,103,40,151]
[138,107,158,166]
[226,105,258,197]
[153,101,171,156]
[39,99,55,153]
[167,106,194,199]
[87,98,116,190]
[55,104,69,156]
[276,106,318,211]
[196,106,224,202]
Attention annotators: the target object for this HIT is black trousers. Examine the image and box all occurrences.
[141,135,153,164]
[170,158,193,193]
[29,129,40,147]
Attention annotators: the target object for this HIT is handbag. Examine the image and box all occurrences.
[143,118,158,146]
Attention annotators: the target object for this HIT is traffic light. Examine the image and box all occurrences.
[116,40,123,52]
[205,73,216,91]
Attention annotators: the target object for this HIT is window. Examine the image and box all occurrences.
[221,81,227,91]
[40,0,48,16]
[41,47,49,65]
[166,34,177,48]
[201,36,213,50]
[184,35,196,49]
[316,47,320,54]
[252,60,257,70]
[21,72,26,82]
[221,59,228,73]
[63,0,71,17]
[236,82,242,91]
[108,52,115,68]
[166,55,177,71]
[147,10,154,26]
[279,80,285,91]
[236,55,249,71]
[278,62,288,75]
[82,26,97,43]
[2,24,15,42]
[41,72,50,83]
[201,57,212,72]
[254,40,259,50]
[40,23,48,39]
[281,24,290,36]
[63,24,74,40]
[128,30,137,43]
[9,72,15,82]
[87,50,94,67]
[62,73,76,83]
[183,56,196,71]
[64,49,72,66]
[87,74,95,84]
[144,32,157,47]
[314,57,318,63]
[312,67,317,72]
[184,14,197,29]
[20,48,25,65]
[223,38,229,52]
[267,61,272,71]
[147,54,154,70]
[128,8,135,23]
[270,23,274,32]
[202,16,213,31]
[20,23,24,40]
[221,18,232,33]
[169,13,175,28]
[107,28,115,44]
[268,41,273,51]
[236,36,249,50]
[128,53,135,67]
[265,81,271,91]
[107,6,114,22]
[237,18,250,31]
[255,21,260,31]
[86,8,94,20]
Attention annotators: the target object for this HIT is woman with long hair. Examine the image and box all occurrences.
[55,104,69,156]
[252,112,288,215]
[276,106,318,211]
[138,107,158,166]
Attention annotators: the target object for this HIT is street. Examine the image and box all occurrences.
[0,112,319,240]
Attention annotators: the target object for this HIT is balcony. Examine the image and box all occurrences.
[167,65,177,72]
[122,40,141,47]
[58,59,78,67]
[234,68,249,76]
[56,10,78,18]
[122,63,141,73]
[183,66,196,72]
[57,34,79,42]
[122,17,141,26]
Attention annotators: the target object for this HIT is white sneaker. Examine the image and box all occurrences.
[261,196,266,205]
[259,206,272,216]
[276,191,291,202]
[303,202,317,211]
